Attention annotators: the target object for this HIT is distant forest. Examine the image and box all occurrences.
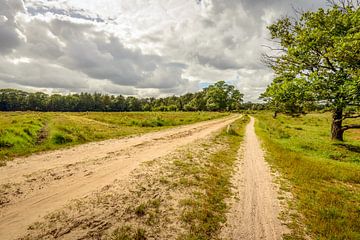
[0,81,266,112]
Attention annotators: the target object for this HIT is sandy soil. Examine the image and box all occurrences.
[0,115,238,240]
[221,117,289,240]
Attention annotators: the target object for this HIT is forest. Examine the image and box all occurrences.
[0,81,254,112]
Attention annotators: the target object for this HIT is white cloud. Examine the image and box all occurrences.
[0,0,328,100]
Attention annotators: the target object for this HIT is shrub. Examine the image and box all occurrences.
[0,139,14,148]
[52,133,73,144]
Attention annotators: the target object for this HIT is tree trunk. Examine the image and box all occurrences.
[331,109,344,141]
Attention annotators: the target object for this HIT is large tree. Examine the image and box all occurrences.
[263,0,360,141]
[204,81,244,111]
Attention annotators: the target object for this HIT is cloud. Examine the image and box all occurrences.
[0,0,191,95]
[26,3,105,23]
[0,0,25,54]
[0,0,328,100]
[0,57,89,89]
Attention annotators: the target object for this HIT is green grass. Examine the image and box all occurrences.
[255,112,360,240]
[175,116,249,240]
[0,111,229,165]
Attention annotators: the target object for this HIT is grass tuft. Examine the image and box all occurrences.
[52,133,73,145]
[111,226,147,240]
[135,203,147,217]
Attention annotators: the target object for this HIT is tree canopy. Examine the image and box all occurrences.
[262,0,360,140]
[0,81,244,112]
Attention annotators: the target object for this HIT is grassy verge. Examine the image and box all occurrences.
[174,116,249,240]
[0,112,229,165]
[255,112,360,240]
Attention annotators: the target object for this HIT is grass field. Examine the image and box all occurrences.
[0,112,229,166]
[255,112,360,240]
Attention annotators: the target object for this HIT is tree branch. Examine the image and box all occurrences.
[343,114,360,120]
[261,44,287,52]
[342,124,360,131]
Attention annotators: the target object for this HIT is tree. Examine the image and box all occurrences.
[184,91,206,111]
[28,92,48,111]
[0,81,243,113]
[204,81,244,111]
[261,75,316,117]
[263,0,360,140]
[126,96,141,111]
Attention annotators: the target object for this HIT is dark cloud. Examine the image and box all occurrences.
[0,0,25,54]
[0,57,89,89]
[195,54,241,70]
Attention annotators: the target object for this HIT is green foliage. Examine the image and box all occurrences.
[262,1,360,139]
[0,81,243,112]
[204,81,244,111]
[255,112,360,239]
[52,133,73,145]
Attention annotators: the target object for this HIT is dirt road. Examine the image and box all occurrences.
[0,115,239,240]
[222,117,288,239]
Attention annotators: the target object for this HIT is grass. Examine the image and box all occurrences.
[111,226,147,240]
[174,116,249,240]
[255,112,360,240]
[0,111,229,165]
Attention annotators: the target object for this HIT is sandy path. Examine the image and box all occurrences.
[222,117,288,240]
[0,115,239,240]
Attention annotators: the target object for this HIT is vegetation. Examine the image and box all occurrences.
[0,81,243,112]
[262,0,360,140]
[255,112,360,239]
[0,111,229,165]
[111,226,147,240]
[175,116,249,239]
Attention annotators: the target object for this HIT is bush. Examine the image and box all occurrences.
[52,133,73,144]
[0,139,14,148]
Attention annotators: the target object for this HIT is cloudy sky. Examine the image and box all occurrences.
[0,0,327,101]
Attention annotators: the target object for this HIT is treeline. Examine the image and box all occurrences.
[0,81,260,112]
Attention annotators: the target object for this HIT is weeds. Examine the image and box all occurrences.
[111,226,147,240]
[135,203,147,217]
[52,133,73,144]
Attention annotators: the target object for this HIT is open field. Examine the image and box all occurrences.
[255,112,360,240]
[0,113,291,240]
[0,114,254,239]
[0,112,229,166]
[1,111,358,239]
